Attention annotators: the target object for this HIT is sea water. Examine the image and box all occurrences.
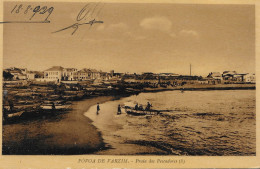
[85,90,256,155]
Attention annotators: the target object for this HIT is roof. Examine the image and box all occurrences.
[78,68,100,73]
[9,70,22,74]
[90,69,99,72]
[223,71,237,75]
[159,73,179,76]
[64,68,77,72]
[45,66,64,71]
[78,68,90,73]
[142,72,154,75]
[5,67,23,73]
[208,72,221,78]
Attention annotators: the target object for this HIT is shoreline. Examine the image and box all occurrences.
[2,83,256,155]
[2,96,115,155]
[142,83,255,93]
[80,89,256,155]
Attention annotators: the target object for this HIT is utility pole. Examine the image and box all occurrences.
[190,64,192,76]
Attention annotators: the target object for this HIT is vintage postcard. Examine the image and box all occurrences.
[0,0,259,168]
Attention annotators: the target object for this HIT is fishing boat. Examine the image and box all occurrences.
[3,106,25,121]
[126,110,147,116]
[40,104,71,110]
[124,106,160,116]
[7,111,24,118]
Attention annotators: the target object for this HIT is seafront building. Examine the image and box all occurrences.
[3,66,256,84]
[44,66,64,83]
[43,66,109,83]
[75,68,101,81]
[4,67,27,80]
[207,71,255,84]
[62,68,78,81]
[244,73,256,83]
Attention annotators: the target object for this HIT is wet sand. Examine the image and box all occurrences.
[2,96,114,155]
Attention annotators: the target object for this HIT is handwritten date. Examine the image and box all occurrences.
[11,4,54,22]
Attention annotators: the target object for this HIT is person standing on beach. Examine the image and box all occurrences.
[146,102,152,111]
[135,103,139,110]
[8,100,14,112]
[97,103,100,114]
[117,104,121,114]
[52,102,56,110]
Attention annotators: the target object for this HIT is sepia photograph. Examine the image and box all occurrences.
[1,0,257,159]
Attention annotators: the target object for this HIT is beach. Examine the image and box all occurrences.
[85,90,256,155]
[2,85,256,155]
[2,96,114,155]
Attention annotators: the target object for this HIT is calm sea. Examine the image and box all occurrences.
[85,90,256,155]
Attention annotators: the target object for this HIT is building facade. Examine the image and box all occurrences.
[75,68,102,81]
[62,68,78,81]
[44,66,64,82]
[244,73,255,83]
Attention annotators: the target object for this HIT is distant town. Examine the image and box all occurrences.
[3,65,256,154]
[3,66,256,86]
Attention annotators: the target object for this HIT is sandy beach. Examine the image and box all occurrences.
[2,96,114,155]
[2,85,256,155]
[85,90,256,155]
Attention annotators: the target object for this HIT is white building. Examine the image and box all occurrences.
[207,72,223,80]
[44,66,64,83]
[27,73,36,80]
[244,73,255,83]
[75,68,101,81]
[62,68,78,81]
[44,66,107,82]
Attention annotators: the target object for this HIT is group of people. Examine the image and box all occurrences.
[96,102,152,114]
[134,102,152,111]
[97,103,122,114]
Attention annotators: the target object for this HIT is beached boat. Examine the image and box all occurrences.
[126,110,147,116]
[64,90,79,94]
[3,107,25,121]
[40,104,71,110]
[126,109,160,116]
[7,111,24,118]
[62,95,77,100]
[124,106,160,116]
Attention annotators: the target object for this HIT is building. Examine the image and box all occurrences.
[20,68,27,75]
[4,67,27,80]
[100,72,111,80]
[207,72,222,80]
[233,74,245,82]
[158,73,179,80]
[90,69,101,79]
[44,66,64,82]
[27,72,36,80]
[222,71,237,81]
[62,68,78,81]
[76,69,91,81]
[243,73,255,83]
[75,68,102,81]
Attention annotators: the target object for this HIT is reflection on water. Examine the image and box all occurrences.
[85,90,256,155]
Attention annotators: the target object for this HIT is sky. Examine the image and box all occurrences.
[3,2,255,76]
